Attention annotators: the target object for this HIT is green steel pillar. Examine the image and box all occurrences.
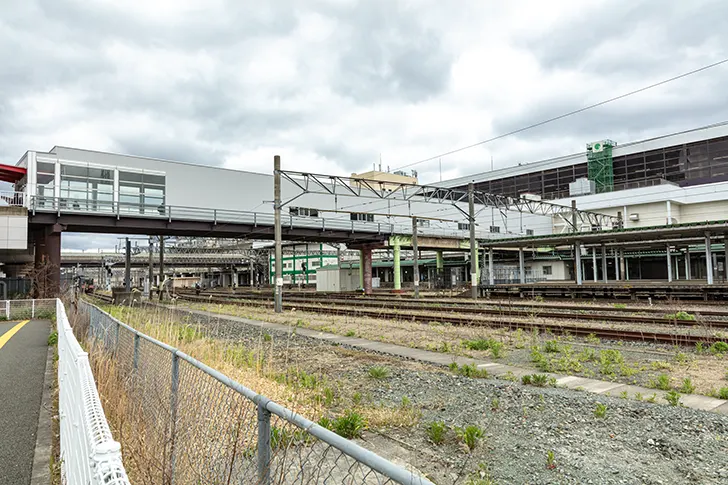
[436,251,444,272]
[393,243,401,291]
[474,248,480,284]
[359,250,365,289]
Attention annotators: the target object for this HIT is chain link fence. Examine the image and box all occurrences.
[78,299,433,485]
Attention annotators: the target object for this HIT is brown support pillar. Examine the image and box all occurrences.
[34,224,62,297]
[362,247,373,295]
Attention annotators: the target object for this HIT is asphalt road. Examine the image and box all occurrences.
[0,320,49,485]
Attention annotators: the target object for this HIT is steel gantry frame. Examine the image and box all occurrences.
[278,170,620,231]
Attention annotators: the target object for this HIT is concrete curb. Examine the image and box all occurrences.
[30,341,54,485]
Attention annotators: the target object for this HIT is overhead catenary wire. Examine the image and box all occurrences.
[393,57,728,171]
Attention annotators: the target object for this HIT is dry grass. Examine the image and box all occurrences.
[76,302,427,483]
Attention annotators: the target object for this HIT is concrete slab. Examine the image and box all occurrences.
[713,402,728,416]
[679,394,727,412]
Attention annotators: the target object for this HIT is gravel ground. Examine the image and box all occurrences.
[163,305,728,485]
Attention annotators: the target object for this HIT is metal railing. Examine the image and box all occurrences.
[4,192,491,239]
[0,298,55,320]
[79,299,433,484]
[55,298,131,485]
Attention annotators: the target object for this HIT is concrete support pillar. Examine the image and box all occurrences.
[666,200,672,225]
[666,245,673,283]
[685,248,691,280]
[619,250,626,281]
[625,256,630,281]
[614,251,620,281]
[393,243,401,292]
[592,249,597,282]
[34,225,62,298]
[601,244,608,283]
[362,247,373,295]
[724,235,728,281]
[250,257,254,287]
[488,248,495,286]
[574,242,583,285]
[473,248,480,285]
[518,248,525,284]
[705,233,714,285]
[674,256,679,280]
[359,250,365,290]
[435,250,444,289]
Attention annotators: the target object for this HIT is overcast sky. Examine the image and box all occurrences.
[2,0,728,249]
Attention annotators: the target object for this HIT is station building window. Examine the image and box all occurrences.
[526,229,534,236]
[489,225,500,233]
[118,170,166,211]
[60,163,114,210]
[458,222,470,231]
[350,212,374,222]
[542,265,552,275]
[416,218,430,227]
[289,207,319,218]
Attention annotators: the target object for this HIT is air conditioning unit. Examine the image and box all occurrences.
[629,213,639,221]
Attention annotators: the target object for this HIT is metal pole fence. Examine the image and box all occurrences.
[79,299,433,485]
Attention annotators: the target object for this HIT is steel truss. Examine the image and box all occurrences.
[279,170,620,231]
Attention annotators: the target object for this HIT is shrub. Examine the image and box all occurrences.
[332,411,367,439]
[665,390,681,407]
[426,421,447,444]
[648,374,671,391]
[666,311,695,321]
[531,374,549,387]
[679,377,695,394]
[455,425,484,451]
[368,365,390,379]
[710,341,728,355]
[47,331,58,346]
[521,374,532,385]
[716,387,728,399]
[594,403,607,418]
[544,340,561,353]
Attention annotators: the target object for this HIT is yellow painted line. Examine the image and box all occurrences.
[0,320,31,351]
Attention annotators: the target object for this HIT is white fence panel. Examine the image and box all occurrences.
[56,299,130,485]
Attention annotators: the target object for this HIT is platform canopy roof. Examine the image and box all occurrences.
[0,163,26,183]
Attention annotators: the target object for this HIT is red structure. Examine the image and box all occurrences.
[0,163,26,183]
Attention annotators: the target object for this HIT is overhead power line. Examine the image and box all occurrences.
[394,57,728,171]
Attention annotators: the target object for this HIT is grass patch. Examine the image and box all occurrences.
[593,403,607,418]
[426,420,447,445]
[47,331,58,346]
[665,390,681,407]
[648,373,671,391]
[461,338,505,358]
[710,341,728,355]
[450,362,489,378]
[455,425,484,451]
[330,410,367,439]
[679,377,695,394]
[367,365,390,379]
[719,387,728,400]
[665,311,695,321]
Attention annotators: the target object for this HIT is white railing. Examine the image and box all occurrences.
[56,299,130,485]
[0,190,25,207]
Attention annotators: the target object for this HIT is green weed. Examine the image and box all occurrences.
[648,374,671,391]
[594,403,607,418]
[666,311,695,321]
[719,387,728,399]
[710,341,728,355]
[47,331,58,346]
[665,390,681,407]
[332,411,367,439]
[426,421,447,445]
[679,377,695,394]
[368,365,390,379]
[455,425,484,451]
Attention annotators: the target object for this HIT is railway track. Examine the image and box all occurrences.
[175,290,728,328]
[176,289,728,317]
[169,293,725,346]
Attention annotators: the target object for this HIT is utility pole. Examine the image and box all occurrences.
[158,236,164,300]
[468,182,478,299]
[274,155,283,313]
[412,217,419,299]
[148,237,154,297]
[124,237,131,291]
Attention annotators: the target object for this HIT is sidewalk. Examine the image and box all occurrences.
[171,305,728,415]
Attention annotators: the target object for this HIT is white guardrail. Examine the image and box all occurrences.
[56,299,130,485]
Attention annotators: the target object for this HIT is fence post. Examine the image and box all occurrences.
[132,333,140,371]
[257,403,271,485]
[6,300,10,320]
[114,321,120,356]
[166,352,180,485]
[32,300,35,318]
